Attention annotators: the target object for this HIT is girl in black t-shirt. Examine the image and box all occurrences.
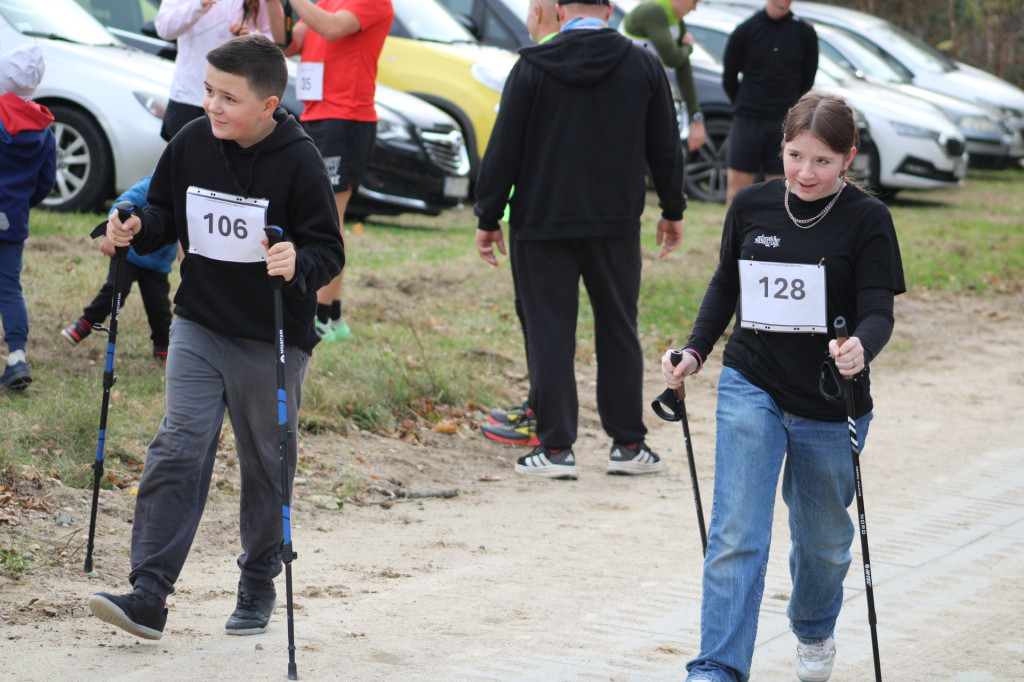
[662,91,905,682]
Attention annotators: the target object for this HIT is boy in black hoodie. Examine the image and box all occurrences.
[88,34,344,640]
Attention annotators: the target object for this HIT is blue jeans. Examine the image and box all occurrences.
[686,367,871,682]
[0,241,28,353]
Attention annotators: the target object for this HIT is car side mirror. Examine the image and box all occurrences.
[141,19,159,39]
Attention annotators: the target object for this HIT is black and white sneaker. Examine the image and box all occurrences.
[88,588,167,639]
[225,580,277,635]
[607,440,663,475]
[514,446,578,479]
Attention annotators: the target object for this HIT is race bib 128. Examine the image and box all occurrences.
[738,260,827,333]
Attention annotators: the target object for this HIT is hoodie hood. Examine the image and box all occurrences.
[519,28,633,87]
[0,93,54,157]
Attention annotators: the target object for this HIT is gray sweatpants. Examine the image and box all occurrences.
[129,317,309,601]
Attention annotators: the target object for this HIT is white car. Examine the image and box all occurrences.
[684,5,967,196]
[0,0,172,212]
[706,0,1024,143]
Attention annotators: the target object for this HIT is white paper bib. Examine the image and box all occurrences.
[296,62,324,102]
[738,260,827,333]
[186,187,269,263]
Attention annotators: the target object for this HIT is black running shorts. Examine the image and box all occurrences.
[301,119,377,193]
[726,114,786,175]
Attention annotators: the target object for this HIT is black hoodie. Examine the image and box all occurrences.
[131,108,344,353]
[475,28,685,239]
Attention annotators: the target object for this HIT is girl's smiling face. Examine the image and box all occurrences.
[783,131,857,202]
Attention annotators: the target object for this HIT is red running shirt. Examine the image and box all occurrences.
[299,0,394,122]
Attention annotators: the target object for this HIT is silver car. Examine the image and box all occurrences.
[0,0,173,212]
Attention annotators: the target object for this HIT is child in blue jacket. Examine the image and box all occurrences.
[60,175,179,365]
[0,44,56,390]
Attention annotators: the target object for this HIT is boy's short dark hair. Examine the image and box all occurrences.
[206,34,287,100]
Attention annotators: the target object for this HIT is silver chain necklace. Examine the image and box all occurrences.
[784,180,847,229]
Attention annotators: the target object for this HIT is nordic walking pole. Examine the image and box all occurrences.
[84,201,133,573]
[651,349,707,555]
[264,226,298,680]
[834,316,882,682]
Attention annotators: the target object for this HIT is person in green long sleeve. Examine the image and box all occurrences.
[622,0,705,152]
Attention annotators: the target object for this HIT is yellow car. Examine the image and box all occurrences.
[379,0,518,177]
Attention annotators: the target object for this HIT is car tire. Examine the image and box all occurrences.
[685,116,730,204]
[42,105,113,213]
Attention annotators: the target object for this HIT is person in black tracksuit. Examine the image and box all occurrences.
[87,35,343,642]
[663,92,905,682]
[722,0,817,206]
[474,0,685,480]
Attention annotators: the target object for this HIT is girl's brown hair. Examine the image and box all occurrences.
[782,91,860,164]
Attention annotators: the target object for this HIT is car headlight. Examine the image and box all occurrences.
[375,107,413,143]
[134,92,168,119]
[470,61,511,94]
[956,115,998,134]
[890,121,940,141]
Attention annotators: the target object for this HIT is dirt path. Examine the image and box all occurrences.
[2,289,1023,681]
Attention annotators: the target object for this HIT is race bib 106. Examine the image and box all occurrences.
[186,187,269,263]
[738,260,827,333]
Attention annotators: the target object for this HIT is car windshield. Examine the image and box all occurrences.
[817,25,908,83]
[865,23,956,75]
[393,0,477,44]
[0,0,116,45]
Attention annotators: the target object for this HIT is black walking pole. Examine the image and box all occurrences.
[83,201,133,573]
[651,349,707,555]
[264,226,298,680]
[833,316,882,682]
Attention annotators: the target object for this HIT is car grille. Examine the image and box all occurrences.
[421,129,470,176]
[945,139,965,157]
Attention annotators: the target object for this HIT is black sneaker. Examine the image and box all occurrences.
[514,446,578,479]
[1,360,33,391]
[607,440,663,475]
[61,317,93,345]
[88,588,167,640]
[225,580,277,635]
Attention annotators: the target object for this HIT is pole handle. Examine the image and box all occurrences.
[670,349,686,400]
[834,316,854,382]
[113,201,134,258]
[264,226,285,288]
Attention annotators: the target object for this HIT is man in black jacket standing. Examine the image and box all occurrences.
[722,0,817,206]
[474,0,685,480]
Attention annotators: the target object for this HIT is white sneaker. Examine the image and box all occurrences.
[796,636,836,682]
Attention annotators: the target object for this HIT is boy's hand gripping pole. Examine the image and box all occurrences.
[265,226,299,680]
[651,350,707,555]
[834,316,882,682]
[84,201,133,573]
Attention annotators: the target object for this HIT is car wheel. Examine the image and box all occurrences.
[42,105,113,213]
[685,117,730,204]
[850,138,898,201]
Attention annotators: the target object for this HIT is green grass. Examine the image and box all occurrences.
[2,167,1022,485]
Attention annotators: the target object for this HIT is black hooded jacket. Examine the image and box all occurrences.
[131,108,344,353]
[474,28,685,239]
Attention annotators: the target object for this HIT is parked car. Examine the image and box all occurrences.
[683,5,966,198]
[73,0,472,219]
[706,0,1024,150]
[1,0,173,212]
[382,0,519,178]
[810,20,1024,168]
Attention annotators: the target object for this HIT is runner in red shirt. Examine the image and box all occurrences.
[286,0,394,341]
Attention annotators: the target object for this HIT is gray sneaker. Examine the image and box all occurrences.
[796,636,836,682]
[225,580,277,635]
